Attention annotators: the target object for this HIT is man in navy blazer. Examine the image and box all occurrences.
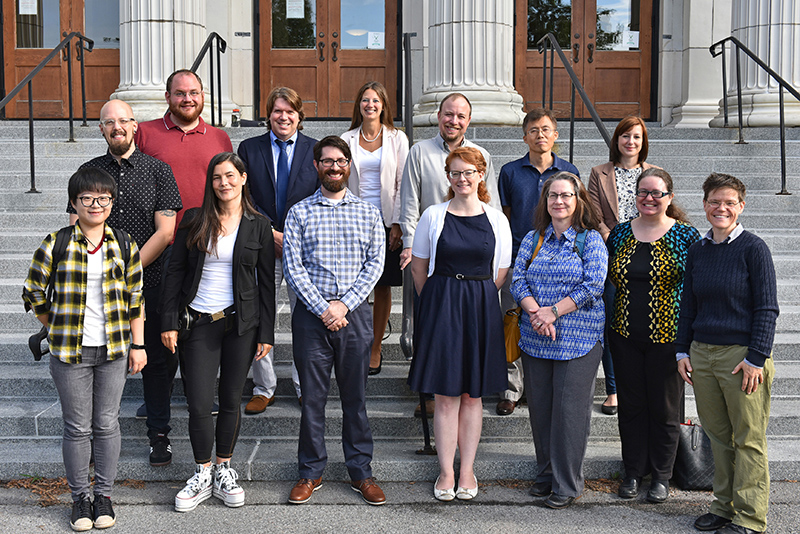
[238,87,319,413]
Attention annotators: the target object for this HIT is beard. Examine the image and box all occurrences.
[106,132,133,157]
[319,168,349,193]
[169,99,204,124]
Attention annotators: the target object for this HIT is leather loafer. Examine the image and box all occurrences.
[245,395,274,415]
[288,477,322,504]
[618,477,640,499]
[694,513,732,531]
[646,479,669,503]
[543,493,578,509]
[528,481,552,497]
[496,399,518,416]
[414,399,435,418]
[351,477,386,505]
[713,524,761,534]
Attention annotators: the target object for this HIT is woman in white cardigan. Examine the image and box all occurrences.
[341,81,409,375]
[407,147,512,501]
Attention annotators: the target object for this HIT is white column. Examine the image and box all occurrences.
[112,0,207,122]
[413,0,524,126]
[710,0,800,127]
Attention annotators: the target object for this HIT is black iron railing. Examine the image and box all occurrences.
[710,35,798,195]
[536,33,611,158]
[400,31,417,365]
[0,32,94,193]
[190,32,227,127]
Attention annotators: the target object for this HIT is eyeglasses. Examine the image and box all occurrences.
[636,189,671,199]
[78,195,113,207]
[318,158,351,168]
[706,199,741,208]
[101,118,135,128]
[172,90,202,98]
[547,192,575,200]
[526,127,553,137]
[447,170,478,179]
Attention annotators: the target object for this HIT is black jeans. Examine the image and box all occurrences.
[182,314,257,464]
[141,286,179,440]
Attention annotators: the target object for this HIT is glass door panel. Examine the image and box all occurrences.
[340,0,384,49]
[272,0,316,49]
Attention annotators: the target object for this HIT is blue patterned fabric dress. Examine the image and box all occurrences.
[407,212,506,397]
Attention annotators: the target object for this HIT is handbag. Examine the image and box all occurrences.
[504,232,546,363]
[673,419,715,490]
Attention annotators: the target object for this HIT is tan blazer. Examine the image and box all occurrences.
[341,126,410,227]
[588,161,659,240]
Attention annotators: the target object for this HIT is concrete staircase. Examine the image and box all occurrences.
[1,120,799,483]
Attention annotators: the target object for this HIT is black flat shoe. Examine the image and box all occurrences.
[369,353,382,375]
[601,403,618,415]
[528,481,552,497]
[618,477,640,499]
[646,479,669,503]
[715,524,762,534]
[694,513,732,532]
[543,493,578,509]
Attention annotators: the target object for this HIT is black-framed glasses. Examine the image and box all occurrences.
[636,189,671,199]
[318,158,351,168]
[447,170,478,179]
[547,192,575,200]
[78,195,113,207]
[101,118,135,128]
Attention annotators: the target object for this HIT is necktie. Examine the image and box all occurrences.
[275,139,293,222]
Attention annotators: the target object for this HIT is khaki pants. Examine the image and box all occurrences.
[690,341,773,532]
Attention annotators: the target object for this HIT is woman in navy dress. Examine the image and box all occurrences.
[408,147,512,501]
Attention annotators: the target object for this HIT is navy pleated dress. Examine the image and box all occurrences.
[407,212,506,398]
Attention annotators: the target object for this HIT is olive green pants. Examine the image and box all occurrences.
[690,341,773,532]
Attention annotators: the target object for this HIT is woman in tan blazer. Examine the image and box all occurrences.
[588,116,659,415]
[341,81,410,375]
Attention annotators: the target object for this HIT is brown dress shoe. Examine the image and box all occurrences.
[414,399,435,418]
[496,399,517,415]
[288,478,322,504]
[351,477,386,505]
[245,395,274,415]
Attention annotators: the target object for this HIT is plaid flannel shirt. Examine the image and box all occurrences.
[22,224,144,363]
[283,188,385,316]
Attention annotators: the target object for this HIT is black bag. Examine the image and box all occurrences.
[177,307,194,340]
[673,420,715,490]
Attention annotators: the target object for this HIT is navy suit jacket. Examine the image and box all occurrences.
[237,130,319,232]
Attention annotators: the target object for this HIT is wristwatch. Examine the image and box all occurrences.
[551,305,559,320]
[130,343,146,350]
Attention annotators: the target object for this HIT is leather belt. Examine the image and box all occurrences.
[438,272,492,281]
[189,304,236,328]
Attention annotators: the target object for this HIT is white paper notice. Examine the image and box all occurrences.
[287,0,304,19]
[622,30,639,49]
[367,32,385,50]
[19,0,37,15]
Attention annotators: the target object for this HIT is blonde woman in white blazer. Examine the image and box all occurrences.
[341,81,410,375]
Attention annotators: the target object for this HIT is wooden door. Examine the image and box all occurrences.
[2,0,119,119]
[260,0,398,118]
[515,0,652,120]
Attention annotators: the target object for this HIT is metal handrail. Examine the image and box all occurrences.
[400,32,416,364]
[536,33,611,159]
[710,35,798,195]
[0,31,94,193]
[190,32,227,127]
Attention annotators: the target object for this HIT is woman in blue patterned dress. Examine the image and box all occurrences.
[510,172,607,509]
[607,167,700,503]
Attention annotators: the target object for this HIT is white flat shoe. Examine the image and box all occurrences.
[456,475,478,500]
[433,476,456,502]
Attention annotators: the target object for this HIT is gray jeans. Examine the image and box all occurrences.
[50,346,127,500]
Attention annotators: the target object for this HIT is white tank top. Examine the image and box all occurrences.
[190,226,238,313]
[357,145,383,212]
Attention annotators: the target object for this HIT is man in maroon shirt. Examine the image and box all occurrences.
[133,69,233,466]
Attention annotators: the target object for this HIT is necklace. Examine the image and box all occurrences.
[84,234,104,254]
[360,125,383,143]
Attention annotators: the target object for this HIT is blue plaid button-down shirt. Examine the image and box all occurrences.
[283,188,385,316]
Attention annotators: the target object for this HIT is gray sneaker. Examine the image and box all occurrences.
[175,464,213,512]
[213,461,245,507]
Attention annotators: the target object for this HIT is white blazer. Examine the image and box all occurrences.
[412,200,512,281]
[341,126,410,227]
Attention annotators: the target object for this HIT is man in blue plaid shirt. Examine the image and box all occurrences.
[283,136,387,506]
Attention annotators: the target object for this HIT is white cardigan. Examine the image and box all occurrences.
[412,200,512,280]
[341,126,410,227]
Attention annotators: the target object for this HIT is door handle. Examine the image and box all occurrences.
[331,41,338,62]
[587,43,595,63]
[317,41,325,61]
[572,43,579,63]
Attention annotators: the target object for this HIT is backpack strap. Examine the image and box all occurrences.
[574,229,588,258]
[110,227,131,273]
[46,226,74,304]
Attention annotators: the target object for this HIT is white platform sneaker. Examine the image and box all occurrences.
[175,464,213,512]
[213,461,245,508]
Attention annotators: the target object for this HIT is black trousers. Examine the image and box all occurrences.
[182,315,257,464]
[141,286,179,440]
[292,301,374,481]
[609,330,684,480]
